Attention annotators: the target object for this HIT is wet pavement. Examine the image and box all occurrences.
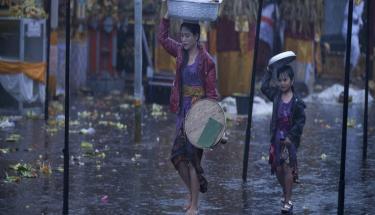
[0,93,375,215]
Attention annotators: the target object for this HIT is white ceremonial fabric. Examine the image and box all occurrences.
[0,73,45,103]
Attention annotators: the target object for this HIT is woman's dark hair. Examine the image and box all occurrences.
[180,22,201,41]
[179,22,201,109]
[277,65,294,80]
[180,22,201,69]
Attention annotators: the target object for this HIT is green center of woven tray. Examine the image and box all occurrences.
[196,117,224,148]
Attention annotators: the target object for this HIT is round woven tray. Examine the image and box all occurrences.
[184,99,226,149]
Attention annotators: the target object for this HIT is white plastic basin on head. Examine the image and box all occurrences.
[268,51,296,70]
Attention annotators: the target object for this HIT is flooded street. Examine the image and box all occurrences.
[0,94,374,215]
[1,0,375,214]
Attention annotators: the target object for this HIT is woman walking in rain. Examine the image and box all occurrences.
[158,1,219,214]
[261,63,306,213]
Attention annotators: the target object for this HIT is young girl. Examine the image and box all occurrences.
[261,65,306,213]
[158,3,219,215]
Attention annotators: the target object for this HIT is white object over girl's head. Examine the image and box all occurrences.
[268,51,296,70]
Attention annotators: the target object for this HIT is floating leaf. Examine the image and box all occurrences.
[81,141,93,150]
[98,121,126,130]
[79,128,96,135]
[0,148,10,154]
[6,134,21,142]
[119,104,130,110]
[56,166,64,173]
[70,120,80,126]
[9,163,37,178]
[151,104,166,117]
[46,127,59,134]
[347,119,356,128]
[50,101,64,112]
[26,110,40,120]
[115,122,126,130]
[4,172,21,183]
[98,121,109,126]
[82,152,95,157]
[96,152,106,159]
[78,111,91,118]
[84,149,106,159]
[0,119,15,128]
[21,170,37,178]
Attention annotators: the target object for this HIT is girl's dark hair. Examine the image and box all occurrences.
[277,65,294,80]
[180,22,201,41]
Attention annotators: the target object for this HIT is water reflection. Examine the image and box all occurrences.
[0,96,374,214]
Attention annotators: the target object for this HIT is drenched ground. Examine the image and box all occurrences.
[0,91,374,214]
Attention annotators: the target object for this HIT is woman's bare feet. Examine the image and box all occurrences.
[185,206,199,215]
[184,194,192,211]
